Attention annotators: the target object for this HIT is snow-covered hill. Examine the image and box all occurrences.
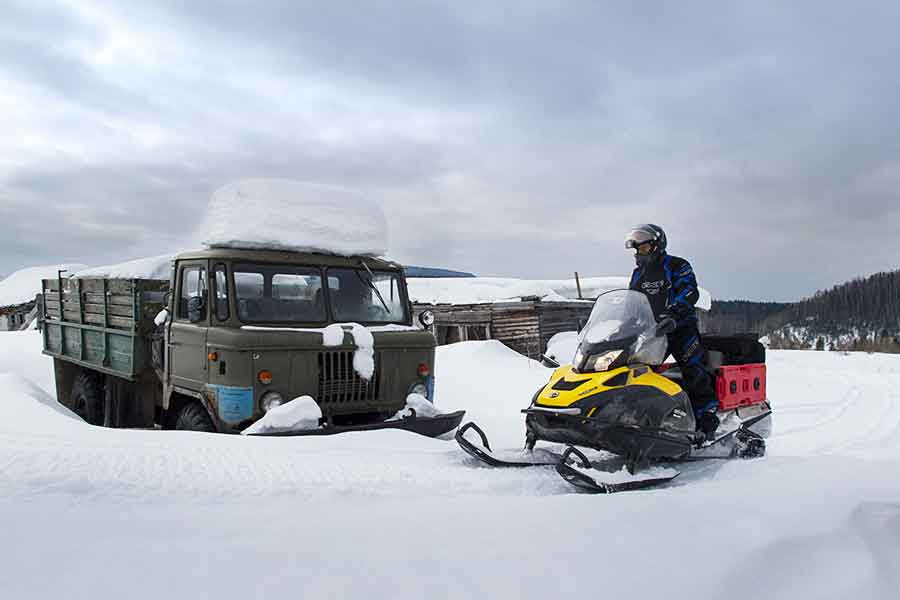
[1,332,899,599]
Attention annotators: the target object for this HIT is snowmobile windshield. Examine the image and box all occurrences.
[574,289,668,371]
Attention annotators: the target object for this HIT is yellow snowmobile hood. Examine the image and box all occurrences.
[533,364,684,411]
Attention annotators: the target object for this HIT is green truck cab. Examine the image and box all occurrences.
[42,248,453,436]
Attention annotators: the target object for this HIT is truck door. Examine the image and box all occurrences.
[169,261,209,391]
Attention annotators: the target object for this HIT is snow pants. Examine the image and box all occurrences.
[667,324,717,416]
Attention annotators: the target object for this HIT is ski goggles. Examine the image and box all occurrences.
[625,234,655,254]
[624,229,655,249]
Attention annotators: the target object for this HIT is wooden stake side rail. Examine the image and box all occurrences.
[41,277,167,380]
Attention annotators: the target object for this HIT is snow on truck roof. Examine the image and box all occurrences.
[196,179,389,257]
[0,264,88,307]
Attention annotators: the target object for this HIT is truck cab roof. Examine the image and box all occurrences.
[174,248,403,271]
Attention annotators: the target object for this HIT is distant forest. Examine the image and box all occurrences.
[703,269,900,353]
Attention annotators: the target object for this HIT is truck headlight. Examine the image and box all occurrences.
[260,391,284,413]
[418,310,435,327]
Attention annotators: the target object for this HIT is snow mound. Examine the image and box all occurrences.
[0,372,84,433]
[196,179,389,257]
[241,396,322,435]
[0,263,88,307]
[74,254,173,280]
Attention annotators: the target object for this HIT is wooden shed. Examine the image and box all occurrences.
[0,300,36,331]
[414,297,594,360]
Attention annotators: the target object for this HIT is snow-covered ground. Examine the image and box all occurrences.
[1,331,899,599]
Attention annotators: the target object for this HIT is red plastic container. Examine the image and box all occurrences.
[716,364,766,410]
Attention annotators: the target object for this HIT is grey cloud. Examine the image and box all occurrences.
[1,1,899,300]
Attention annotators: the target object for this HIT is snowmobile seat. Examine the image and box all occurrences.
[701,334,765,366]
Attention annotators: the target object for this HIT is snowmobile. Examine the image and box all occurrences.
[456,289,772,493]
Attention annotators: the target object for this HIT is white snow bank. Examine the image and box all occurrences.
[196,179,388,257]
[409,276,712,310]
[241,396,322,435]
[3,332,900,599]
[0,372,84,432]
[74,254,173,280]
[0,263,88,307]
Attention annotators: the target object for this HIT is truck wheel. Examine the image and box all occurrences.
[70,371,104,426]
[173,402,216,432]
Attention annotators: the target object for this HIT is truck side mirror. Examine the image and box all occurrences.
[187,296,206,323]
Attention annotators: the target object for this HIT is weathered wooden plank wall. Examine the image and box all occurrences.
[415,300,594,359]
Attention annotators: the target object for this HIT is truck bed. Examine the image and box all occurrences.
[42,277,167,381]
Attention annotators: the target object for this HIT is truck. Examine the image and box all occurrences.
[41,247,463,438]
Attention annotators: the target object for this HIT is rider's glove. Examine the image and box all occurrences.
[655,314,677,336]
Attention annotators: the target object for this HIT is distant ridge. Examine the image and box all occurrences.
[404,266,475,278]
[704,268,900,352]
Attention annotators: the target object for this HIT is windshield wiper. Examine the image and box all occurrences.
[358,260,391,313]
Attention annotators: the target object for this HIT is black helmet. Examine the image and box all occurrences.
[625,224,667,254]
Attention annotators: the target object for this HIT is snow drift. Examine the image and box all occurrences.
[195,179,389,257]
[2,333,900,599]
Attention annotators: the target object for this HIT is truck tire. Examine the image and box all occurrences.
[173,402,216,432]
[70,371,105,426]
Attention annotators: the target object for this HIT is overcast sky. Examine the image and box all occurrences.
[1,1,898,301]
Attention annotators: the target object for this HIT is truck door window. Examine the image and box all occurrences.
[233,264,325,323]
[214,264,229,321]
[179,265,207,321]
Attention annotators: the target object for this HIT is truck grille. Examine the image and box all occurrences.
[317,351,381,409]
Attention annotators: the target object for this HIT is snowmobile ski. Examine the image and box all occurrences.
[455,422,560,468]
[555,446,680,494]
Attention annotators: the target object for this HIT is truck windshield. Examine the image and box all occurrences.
[232,263,408,325]
[234,264,326,323]
[327,268,408,324]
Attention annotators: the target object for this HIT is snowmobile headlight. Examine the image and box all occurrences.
[409,382,428,397]
[260,391,284,413]
[585,350,623,372]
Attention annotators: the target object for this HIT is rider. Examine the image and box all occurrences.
[625,224,719,438]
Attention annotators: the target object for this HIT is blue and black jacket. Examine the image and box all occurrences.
[629,253,700,329]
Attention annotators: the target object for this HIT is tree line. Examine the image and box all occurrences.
[703,269,900,352]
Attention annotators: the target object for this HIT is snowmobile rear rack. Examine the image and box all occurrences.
[247,409,466,439]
